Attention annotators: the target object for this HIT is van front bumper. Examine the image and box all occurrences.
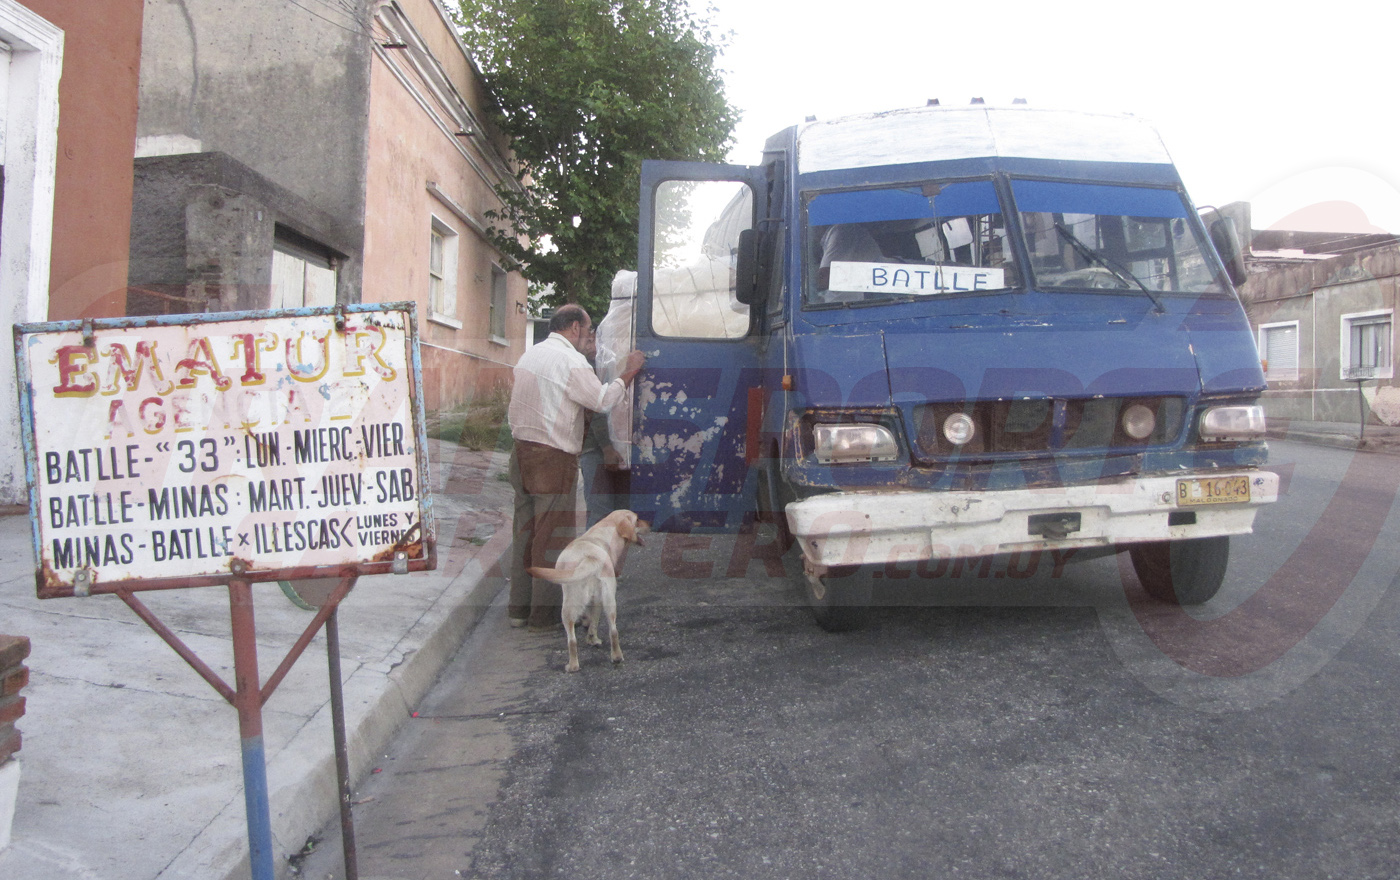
[784,470,1279,568]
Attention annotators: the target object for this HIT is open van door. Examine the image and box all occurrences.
[630,160,769,532]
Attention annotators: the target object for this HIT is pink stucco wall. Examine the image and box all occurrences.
[362,2,526,412]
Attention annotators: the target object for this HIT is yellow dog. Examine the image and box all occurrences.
[529,510,649,673]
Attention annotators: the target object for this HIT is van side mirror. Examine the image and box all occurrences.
[1209,217,1248,288]
[735,228,762,306]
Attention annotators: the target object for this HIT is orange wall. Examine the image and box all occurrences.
[25,0,143,320]
[363,36,527,411]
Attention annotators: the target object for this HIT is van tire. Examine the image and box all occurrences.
[765,468,797,553]
[1128,536,1230,605]
[798,558,871,632]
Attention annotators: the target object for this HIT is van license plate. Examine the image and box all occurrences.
[1176,476,1250,506]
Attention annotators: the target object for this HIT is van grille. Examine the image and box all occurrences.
[911,396,1185,461]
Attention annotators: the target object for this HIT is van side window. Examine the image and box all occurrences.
[650,180,753,339]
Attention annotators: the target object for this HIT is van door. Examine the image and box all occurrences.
[630,160,768,532]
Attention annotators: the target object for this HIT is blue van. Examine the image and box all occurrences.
[623,104,1278,629]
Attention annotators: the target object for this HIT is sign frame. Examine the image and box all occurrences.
[14,302,437,599]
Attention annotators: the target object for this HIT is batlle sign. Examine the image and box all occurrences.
[14,303,436,598]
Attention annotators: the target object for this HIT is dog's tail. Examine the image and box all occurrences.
[528,556,606,584]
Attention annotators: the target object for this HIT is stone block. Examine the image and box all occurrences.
[0,666,27,698]
[0,636,29,671]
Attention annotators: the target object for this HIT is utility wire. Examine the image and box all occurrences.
[281,0,373,37]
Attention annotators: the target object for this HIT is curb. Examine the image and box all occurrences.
[1267,429,1400,456]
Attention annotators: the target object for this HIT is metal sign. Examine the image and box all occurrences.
[14,303,436,597]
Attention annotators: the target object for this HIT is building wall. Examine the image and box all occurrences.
[135,0,372,303]
[1242,238,1400,425]
[362,0,525,411]
[24,0,142,320]
[127,151,359,315]
[130,0,524,410]
[1246,291,1314,422]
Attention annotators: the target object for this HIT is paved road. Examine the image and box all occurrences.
[297,439,1400,880]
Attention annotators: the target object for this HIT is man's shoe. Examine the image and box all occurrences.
[508,616,528,628]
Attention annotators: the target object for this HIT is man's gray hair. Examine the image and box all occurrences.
[549,304,589,333]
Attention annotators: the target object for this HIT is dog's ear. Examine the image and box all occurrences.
[618,517,638,545]
[626,515,649,546]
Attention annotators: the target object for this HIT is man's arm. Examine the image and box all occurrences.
[566,348,645,414]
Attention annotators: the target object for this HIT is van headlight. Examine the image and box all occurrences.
[813,423,899,464]
[1199,405,1266,442]
[1121,403,1156,441]
[943,412,976,446]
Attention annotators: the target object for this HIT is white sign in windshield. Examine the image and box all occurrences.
[828,261,1006,295]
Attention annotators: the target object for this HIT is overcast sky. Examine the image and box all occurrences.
[705,0,1399,234]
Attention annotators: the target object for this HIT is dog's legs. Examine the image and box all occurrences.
[603,576,623,665]
[585,595,603,647]
[563,612,581,673]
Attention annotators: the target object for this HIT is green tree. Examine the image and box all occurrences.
[454,0,737,317]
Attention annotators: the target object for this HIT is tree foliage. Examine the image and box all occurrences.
[454,0,737,317]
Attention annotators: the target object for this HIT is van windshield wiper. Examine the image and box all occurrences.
[1053,221,1166,314]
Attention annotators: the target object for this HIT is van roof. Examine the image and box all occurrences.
[796,105,1174,174]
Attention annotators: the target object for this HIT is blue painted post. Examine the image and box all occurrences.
[229,579,276,880]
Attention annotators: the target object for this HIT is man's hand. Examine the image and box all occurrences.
[602,445,625,470]
[621,349,646,385]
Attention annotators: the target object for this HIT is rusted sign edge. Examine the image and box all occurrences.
[13,301,419,337]
[34,554,438,599]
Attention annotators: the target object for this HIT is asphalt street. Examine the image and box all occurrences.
[297,438,1400,880]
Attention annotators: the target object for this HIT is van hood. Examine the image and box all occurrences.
[790,302,1263,407]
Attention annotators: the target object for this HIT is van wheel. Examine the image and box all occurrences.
[796,554,871,632]
[1128,536,1230,605]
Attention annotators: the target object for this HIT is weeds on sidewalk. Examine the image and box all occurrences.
[427,389,513,452]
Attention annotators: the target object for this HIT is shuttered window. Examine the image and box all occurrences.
[272,232,337,310]
[1259,322,1299,382]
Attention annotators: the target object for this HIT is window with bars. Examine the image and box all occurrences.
[1341,311,1393,380]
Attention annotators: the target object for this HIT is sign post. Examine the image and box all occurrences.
[229,576,274,879]
[13,303,435,879]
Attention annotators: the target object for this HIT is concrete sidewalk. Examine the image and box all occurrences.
[0,439,514,880]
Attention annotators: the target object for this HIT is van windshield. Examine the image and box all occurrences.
[805,178,1019,306]
[1013,179,1227,295]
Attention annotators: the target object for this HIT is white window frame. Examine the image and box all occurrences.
[428,215,461,329]
[1340,309,1393,381]
[0,3,60,326]
[488,263,508,344]
[1257,320,1300,383]
[0,3,61,506]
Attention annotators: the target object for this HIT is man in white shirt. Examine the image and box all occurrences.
[507,304,644,629]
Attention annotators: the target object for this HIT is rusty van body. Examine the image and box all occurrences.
[626,105,1276,629]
